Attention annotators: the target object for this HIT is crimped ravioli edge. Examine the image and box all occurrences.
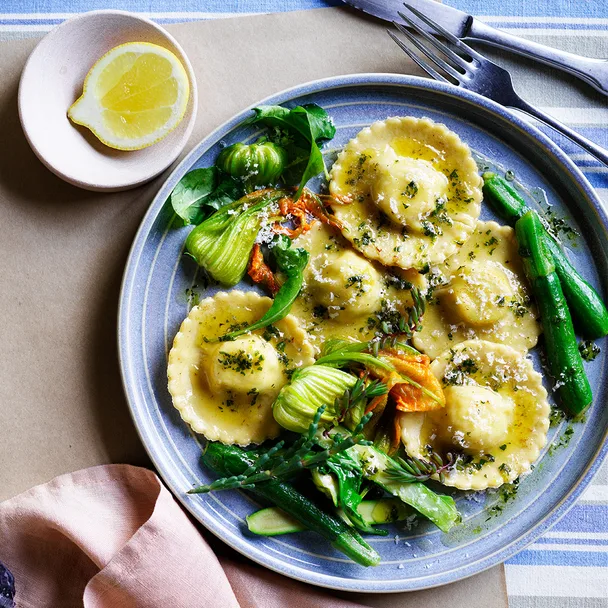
[400,339,550,491]
[328,116,483,270]
[167,290,315,446]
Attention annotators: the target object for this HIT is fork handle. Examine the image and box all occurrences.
[467,19,608,96]
[508,96,608,166]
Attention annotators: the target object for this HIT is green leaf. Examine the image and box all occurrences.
[220,235,309,339]
[280,141,312,185]
[251,104,335,143]
[271,234,309,275]
[291,103,336,142]
[249,103,335,199]
[295,140,327,199]
[170,167,244,226]
[326,453,387,536]
[249,105,293,131]
[211,173,244,209]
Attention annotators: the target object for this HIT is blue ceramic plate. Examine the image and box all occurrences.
[118,74,608,592]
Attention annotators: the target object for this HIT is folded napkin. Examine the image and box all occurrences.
[0,465,364,608]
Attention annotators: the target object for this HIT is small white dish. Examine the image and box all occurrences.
[18,10,198,192]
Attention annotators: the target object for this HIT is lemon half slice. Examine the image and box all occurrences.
[68,42,190,151]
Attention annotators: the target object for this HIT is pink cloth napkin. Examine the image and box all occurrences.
[0,465,365,608]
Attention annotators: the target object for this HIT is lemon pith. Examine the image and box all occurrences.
[68,42,190,151]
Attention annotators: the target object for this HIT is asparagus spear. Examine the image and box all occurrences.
[199,441,381,566]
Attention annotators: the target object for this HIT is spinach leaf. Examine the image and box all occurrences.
[170,167,244,226]
[294,140,326,198]
[272,234,309,276]
[251,103,334,142]
[249,103,336,198]
[221,235,309,340]
[280,141,312,186]
[291,103,336,143]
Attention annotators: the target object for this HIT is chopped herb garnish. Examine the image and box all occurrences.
[313,304,328,319]
[541,205,578,243]
[579,340,600,362]
[429,197,452,226]
[185,286,200,310]
[384,274,412,291]
[402,180,418,198]
[218,349,265,374]
[549,424,575,455]
[421,221,439,239]
[262,325,281,341]
[485,479,519,521]
[509,296,530,318]
[353,230,375,247]
[345,274,364,290]
[443,357,479,386]
[549,407,566,427]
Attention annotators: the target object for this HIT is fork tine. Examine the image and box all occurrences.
[403,3,487,63]
[397,10,469,72]
[393,22,462,81]
[387,29,450,83]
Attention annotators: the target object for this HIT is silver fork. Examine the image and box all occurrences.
[388,3,608,166]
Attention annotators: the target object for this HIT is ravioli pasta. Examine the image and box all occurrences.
[290,221,424,352]
[329,117,482,270]
[399,340,550,490]
[168,291,315,446]
[166,107,566,524]
[413,221,541,358]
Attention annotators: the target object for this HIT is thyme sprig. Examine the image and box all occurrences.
[335,375,387,423]
[368,336,419,357]
[378,286,425,338]
[188,405,373,495]
[384,452,455,484]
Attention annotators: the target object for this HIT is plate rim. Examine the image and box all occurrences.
[118,72,608,593]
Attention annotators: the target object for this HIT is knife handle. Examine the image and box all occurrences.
[467,19,608,96]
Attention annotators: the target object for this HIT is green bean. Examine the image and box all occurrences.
[483,172,608,338]
[200,442,381,567]
[515,211,593,415]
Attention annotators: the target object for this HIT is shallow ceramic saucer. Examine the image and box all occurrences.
[18,10,198,192]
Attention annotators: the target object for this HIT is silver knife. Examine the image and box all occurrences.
[343,0,608,96]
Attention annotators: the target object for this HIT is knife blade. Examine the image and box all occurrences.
[342,0,608,96]
[343,0,471,38]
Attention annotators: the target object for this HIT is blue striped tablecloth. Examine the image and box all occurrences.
[3,2,606,606]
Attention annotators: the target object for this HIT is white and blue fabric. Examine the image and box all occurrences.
[2,1,606,606]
